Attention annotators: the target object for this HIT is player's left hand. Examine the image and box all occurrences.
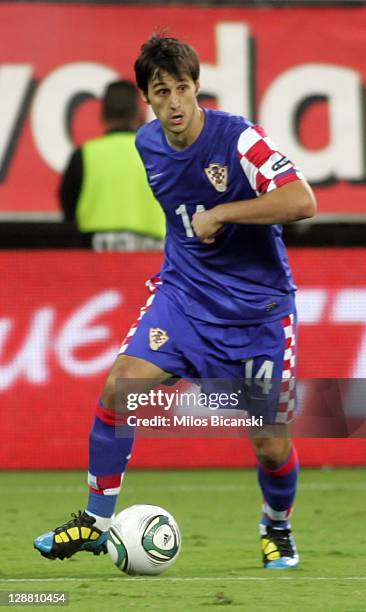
[192,209,224,244]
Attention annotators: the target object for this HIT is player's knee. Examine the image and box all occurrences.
[101,355,167,412]
[101,361,137,412]
[101,374,118,410]
[102,377,137,412]
[252,436,291,469]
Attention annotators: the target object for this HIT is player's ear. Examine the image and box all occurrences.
[141,91,150,105]
[194,81,201,96]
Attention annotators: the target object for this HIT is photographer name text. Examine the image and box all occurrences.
[126,415,263,428]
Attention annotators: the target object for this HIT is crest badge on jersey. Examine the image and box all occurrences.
[149,328,169,351]
[204,163,228,192]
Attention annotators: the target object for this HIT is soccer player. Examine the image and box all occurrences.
[34,34,316,569]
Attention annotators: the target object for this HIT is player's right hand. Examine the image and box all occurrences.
[192,208,224,244]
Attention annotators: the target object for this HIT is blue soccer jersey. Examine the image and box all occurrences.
[136,108,304,324]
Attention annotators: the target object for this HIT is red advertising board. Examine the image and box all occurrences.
[0,248,365,469]
[0,4,365,215]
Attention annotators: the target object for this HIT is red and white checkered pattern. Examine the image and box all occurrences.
[119,276,161,354]
[237,125,304,195]
[276,314,297,424]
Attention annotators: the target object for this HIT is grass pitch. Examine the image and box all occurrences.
[1,468,365,611]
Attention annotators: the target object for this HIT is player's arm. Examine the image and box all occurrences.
[193,180,316,243]
[192,125,316,244]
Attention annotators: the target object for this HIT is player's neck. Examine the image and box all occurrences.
[165,107,204,151]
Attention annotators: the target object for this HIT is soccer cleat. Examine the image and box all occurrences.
[34,511,108,560]
[260,524,299,569]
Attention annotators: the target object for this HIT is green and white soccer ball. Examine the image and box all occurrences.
[107,504,181,576]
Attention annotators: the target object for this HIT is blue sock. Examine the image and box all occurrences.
[86,403,135,519]
[258,446,299,529]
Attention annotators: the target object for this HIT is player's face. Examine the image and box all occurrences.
[144,72,203,149]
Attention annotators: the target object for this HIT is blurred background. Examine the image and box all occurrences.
[1,0,366,470]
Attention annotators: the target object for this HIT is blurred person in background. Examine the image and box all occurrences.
[59,79,165,250]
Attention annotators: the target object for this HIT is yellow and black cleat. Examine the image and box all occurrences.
[34,511,107,560]
[260,524,299,569]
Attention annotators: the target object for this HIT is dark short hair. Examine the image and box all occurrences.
[102,80,139,122]
[134,34,200,94]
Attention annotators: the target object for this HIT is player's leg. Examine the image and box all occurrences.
[250,425,299,569]
[193,312,300,569]
[34,282,195,560]
[246,313,299,568]
[86,354,172,528]
[34,354,171,560]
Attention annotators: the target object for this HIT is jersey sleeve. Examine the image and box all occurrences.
[237,124,304,196]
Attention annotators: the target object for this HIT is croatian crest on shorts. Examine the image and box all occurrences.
[204,163,228,192]
[149,328,169,351]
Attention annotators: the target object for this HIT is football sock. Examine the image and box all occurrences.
[85,512,114,532]
[86,400,135,525]
[258,445,299,529]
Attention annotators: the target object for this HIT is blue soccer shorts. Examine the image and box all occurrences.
[119,280,297,424]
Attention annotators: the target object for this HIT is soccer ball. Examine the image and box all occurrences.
[107,504,181,576]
